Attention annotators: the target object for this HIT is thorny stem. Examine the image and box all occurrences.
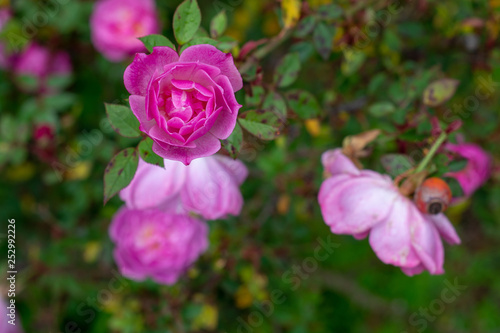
[414,132,448,174]
[238,28,292,74]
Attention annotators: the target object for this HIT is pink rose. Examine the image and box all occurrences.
[90,0,160,62]
[445,142,491,198]
[120,154,248,220]
[109,207,208,285]
[318,149,461,276]
[124,45,243,165]
[13,42,72,93]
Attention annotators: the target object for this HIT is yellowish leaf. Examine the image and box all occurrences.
[282,0,301,28]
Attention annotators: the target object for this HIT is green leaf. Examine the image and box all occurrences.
[222,122,243,158]
[285,89,321,119]
[313,22,334,60]
[239,110,282,140]
[444,177,464,198]
[341,49,366,76]
[316,4,343,20]
[294,16,316,38]
[105,103,141,138]
[262,92,287,119]
[448,159,468,172]
[43,93,77,112]
[173,0,202,45]
[103,148,139,204]
[245,85,265,107]
[274,53,301,88]
[368,101,396,117]
[139,34,176,52]
[380,154,414,177]
[423,79,459,107]
[138,138,164,167]
[180,37,219,53]
[210,10,227,38]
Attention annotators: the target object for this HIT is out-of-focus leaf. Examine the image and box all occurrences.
[274,52,301,88]
[444,177,464,198]
[173,0,201,45]
[448,159,468,172]
[138,138,164,167]
[380,154,414,177]
[368,101,396,117]
[210,10,227,38]
[281,0,301,28]
[103,148,139,204]
[341,49,366,76]
[105,103,141,138]
[423,79,459,107]
[294,16,317,38]
[245,85,265,107]
[313,22,334,60]
[317,4,343,20]
[285,89,321,119]
[139,34,176,52]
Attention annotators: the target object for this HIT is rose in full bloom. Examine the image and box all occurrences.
[0,9,11,69]
[318,149,461,276]
[13,42,72,93]
[120,154,248,220]
[109,207,208,284]
[445,142,491,198]
[90,0,159,62]
[124,45,243,165]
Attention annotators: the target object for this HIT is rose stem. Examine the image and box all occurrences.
[414,131,448,174]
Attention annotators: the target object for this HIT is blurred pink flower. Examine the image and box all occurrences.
[445,142,491,198]
[90,0,159,62]
[109,207,208,285]
[120,154,248,220]
[318,149,461,276]
[0,8,11,69]
[13,42,72,93]
[124,45,243,165]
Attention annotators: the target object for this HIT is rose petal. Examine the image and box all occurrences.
[369,197,421,268]
[152,132,221,165]
[124,46,179,95]
[179,44,243,91]
[319,175,398,235]
[426,213,461,245]
[321,149,361,176]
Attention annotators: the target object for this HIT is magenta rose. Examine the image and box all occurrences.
[109,207,208,285]
[90,0,159,62]
[124,45,243,165]
[13,42,72,93]
[318,149,461,276]
[445,142,491,199]
[120,154,248,220]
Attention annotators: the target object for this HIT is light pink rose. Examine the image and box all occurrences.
[120,154,248,220]
[12,42,72,93]
[90,0,160,62]
[445,142,491,198]
[318,149,461,276]
[124,45,243,165]
[109,207,208,285]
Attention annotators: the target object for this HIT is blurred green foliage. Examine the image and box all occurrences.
[1,0,500,332]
